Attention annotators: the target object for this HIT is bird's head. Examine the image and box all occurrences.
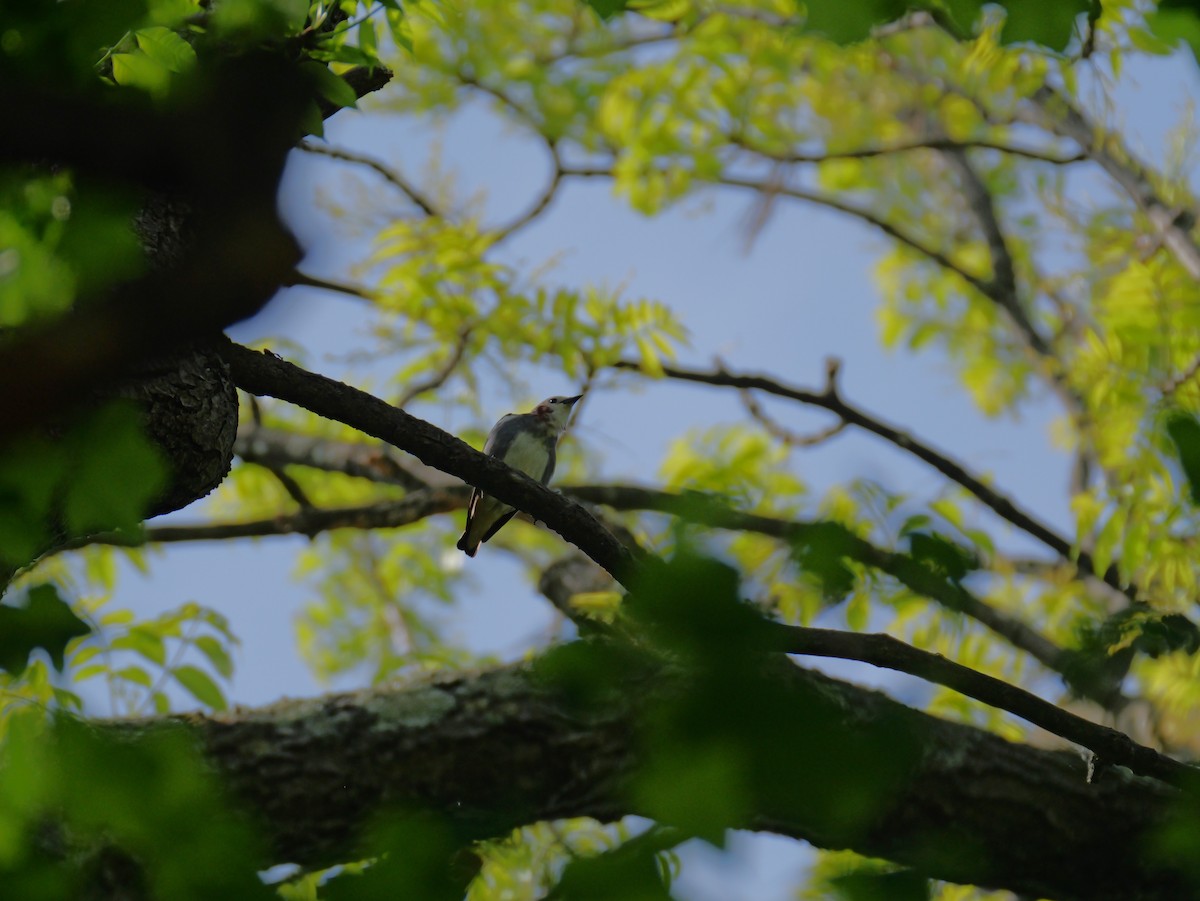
[534,394,583,430]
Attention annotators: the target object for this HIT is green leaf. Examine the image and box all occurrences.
[172,664,227,711]
[995,0,1090,50]
[194,635,235,679]
[135,26,197,73]
[1147,6,1200,58]
[0,584,91,675]
[790,521,861,599]
[112,626,167,666]
[1166,412,1200,505]
[111,51,172,96]
[585,0,629,20]
[63,402,169,534]
[802,0,909,44]
[301,61,358,109]
[907,532,977,582]
[831,868,929,901]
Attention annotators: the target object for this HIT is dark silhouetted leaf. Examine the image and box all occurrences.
[0,584,90,674]
[1166,412,1200,504]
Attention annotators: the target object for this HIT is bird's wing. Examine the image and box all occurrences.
[483,413,523,456]
[478,508,518,544]
[539,445,557,484]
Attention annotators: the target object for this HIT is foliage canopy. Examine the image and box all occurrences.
[6,0,1200,899]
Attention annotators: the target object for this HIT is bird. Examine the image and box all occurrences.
[457,394,583,557]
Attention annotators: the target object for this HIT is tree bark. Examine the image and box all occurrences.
[114,651,1188,901]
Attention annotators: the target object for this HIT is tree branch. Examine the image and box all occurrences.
[297,140,439,217]
[617,359,1132,599]
[110,654,1188,899]
[216,340,644,585]
[559,165,996,298]
[78,476,1119,709]
[734,134,1086,166]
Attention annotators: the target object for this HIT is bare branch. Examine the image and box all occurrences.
[297,140,439,217]
[234,422,445,491]
[559,164,996,298]
[766,623,1189,785]
[393,329,473,408]
[78,474,1117,709]
[737,135,1085,166]
[614,359,1134,600]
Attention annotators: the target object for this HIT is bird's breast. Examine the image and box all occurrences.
[500,430,552,478]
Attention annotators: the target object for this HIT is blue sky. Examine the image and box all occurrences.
[91,40,1198,899]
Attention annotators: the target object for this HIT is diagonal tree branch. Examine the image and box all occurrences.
[216,339,644,585]
[559,164,995,297]
[617,358,1133,600]
[297,140,440,217]
[77,476,1120,710]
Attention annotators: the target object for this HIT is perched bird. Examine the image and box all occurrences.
[457,394,583,557]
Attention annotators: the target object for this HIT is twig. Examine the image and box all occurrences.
[393,329,472,407]
[286,269,378,302]
[297,140,439,217]
[494,140,565,243]
[736,357,847,447]
[736,135,1085,166]
[258,463,315,510]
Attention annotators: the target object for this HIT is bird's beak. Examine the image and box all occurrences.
[565,394,583,405]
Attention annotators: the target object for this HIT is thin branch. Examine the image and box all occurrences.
[257,462,315,509]
[234,422,443,491]
[559,164,996,298]
[938,148,1041,351]
[77,477,1117,708]
[286,269,377,302]
[613,359,1134,600]
[737,135,1086,166]
[82,489,470,547]
[737,357,847,447]
[393,329,473,408]
[766,623,1190,786]
[493,140,565,243]
[297,140,439,217]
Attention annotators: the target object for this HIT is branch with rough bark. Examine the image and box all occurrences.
[114,652,1189,901]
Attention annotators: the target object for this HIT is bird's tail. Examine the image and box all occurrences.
[456,531,477,557]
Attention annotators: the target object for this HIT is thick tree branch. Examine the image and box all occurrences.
[114,654,1188,900]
